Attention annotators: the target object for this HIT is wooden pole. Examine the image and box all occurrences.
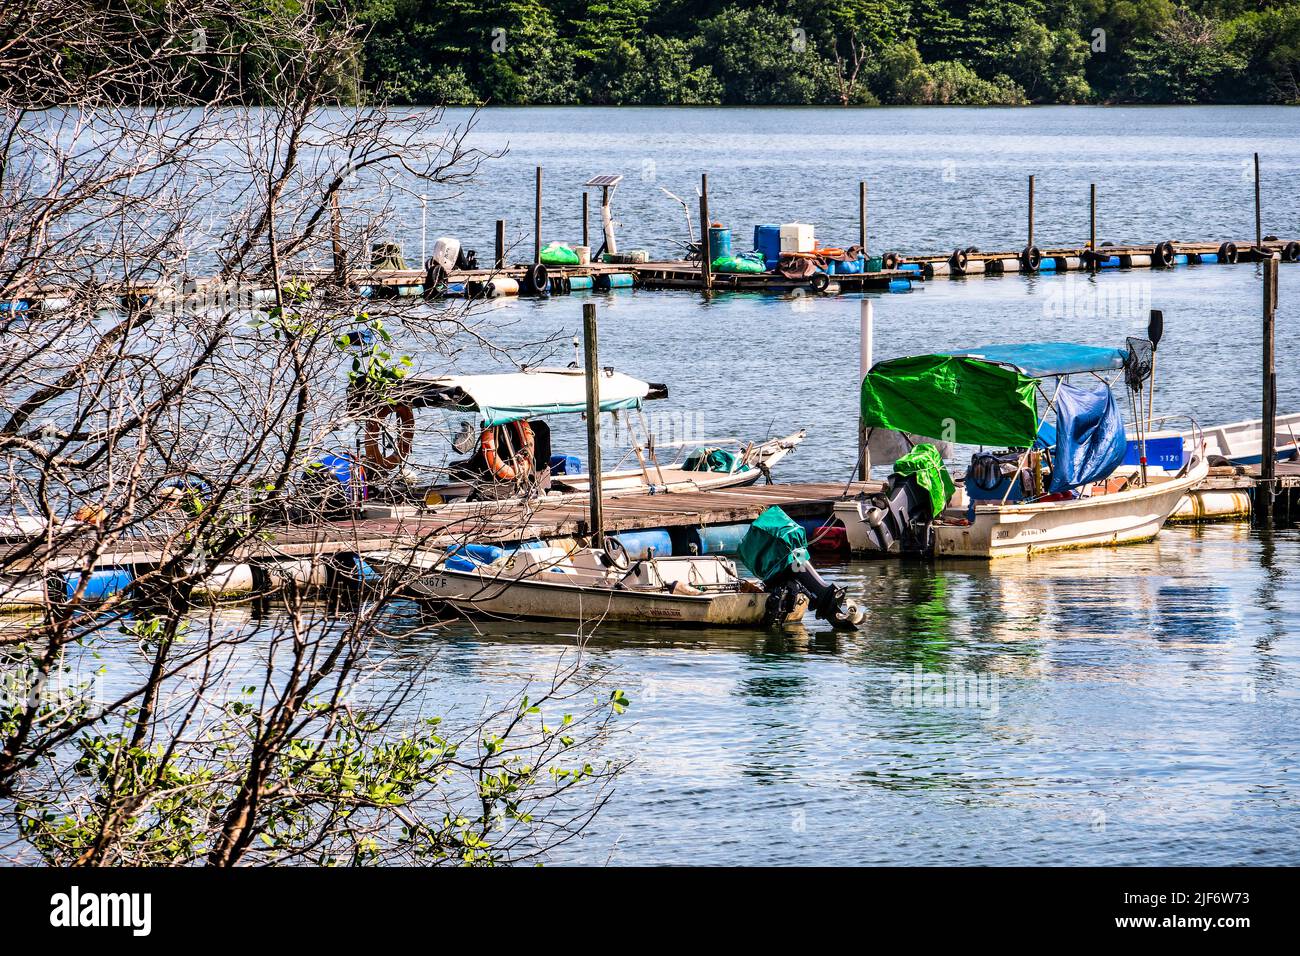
[858,300,874,481]
[1089,182,1097,252]
[329,191,345,281]
[699,172,712,293]
[494,219,505,271]
[1260,253,1279,526]
[1254,152,1263,251]
[582,302,604,546]
[582,191,589,248]
[534,165,543,264]
[1027,175,1035,249]
[858,181,867,254]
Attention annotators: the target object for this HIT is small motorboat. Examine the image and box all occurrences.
[351,366,805,515]
[835,332,1209,559]
[1180,413,1300,466]
[365,508,864,629]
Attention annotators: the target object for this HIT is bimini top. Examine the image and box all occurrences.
[942,342,1127,378]
[405,367,668,425]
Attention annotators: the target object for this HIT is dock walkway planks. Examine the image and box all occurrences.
[3,481,878,572]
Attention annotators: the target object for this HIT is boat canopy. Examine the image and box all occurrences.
[942,342,1127,378]
[861,354,1040,448]
[1047,381,1127,492]
[405,367,668,425]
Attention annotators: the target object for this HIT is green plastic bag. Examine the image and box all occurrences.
[683,447,741,473]
[540,242,580,266]
[893,443,956,518]
[738,506,809,582]
[711,255,765,274]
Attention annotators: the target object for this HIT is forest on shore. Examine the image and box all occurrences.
[356,0,1300,106]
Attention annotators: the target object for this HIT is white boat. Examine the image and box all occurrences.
[353,366,805,514]
[1180,413,1300,466]
[928,455,1209,558]
[365,505,866,629]
[367,542,811,628]
[835,332,1206,560]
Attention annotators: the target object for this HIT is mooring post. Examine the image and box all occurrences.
[582,302,604,546]
[582,191,589,249]
[859,181,867,254]
[1089,182,1097,253]
[1254,152,1263,252]
[1027,175,1035,249]
[858,299,874,482]
[495,219,505,271]
[1260,252,1279,527]
[420,193,428,266]
[329,191,345,281]
[534,166,543,264]
[699,172,713,292]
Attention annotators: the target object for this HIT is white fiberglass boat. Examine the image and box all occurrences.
[1180,412,1300,466]
[835,330,1207,560]
[353,366,804,513]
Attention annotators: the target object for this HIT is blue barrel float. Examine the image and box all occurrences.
[595,272,634,290]
[567,275,594,291]
[63,567,133,603]
[608,528,673,559]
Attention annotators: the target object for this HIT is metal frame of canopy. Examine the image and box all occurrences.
[383,366,679,490]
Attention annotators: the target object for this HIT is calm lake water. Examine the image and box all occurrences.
[358,106,1300,865]
[43,107,1300,866]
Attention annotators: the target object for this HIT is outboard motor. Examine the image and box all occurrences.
[739,506,865,630]
[851,472,935,556]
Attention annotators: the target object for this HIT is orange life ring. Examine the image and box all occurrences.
[364,403,415,471]
[481,420,535,482]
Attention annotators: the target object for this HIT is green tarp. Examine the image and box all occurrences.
[737,506,809,582]
[861,355,1039,449]
[893,443,956,517]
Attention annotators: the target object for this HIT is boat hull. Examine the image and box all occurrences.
[931,457,1209,559]
[400,566,804,626]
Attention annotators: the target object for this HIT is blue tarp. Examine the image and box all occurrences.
[944,343,1128,378]
[1047,382,1127,492]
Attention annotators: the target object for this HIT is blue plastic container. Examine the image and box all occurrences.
[695,523,751,555]
[313,453,366,500]
[708,226,733,262]
[567,275,593,291]
[834,257,865,274]
[1197,253,1219,264]
[1038,258,1058,272]
[549,453,580,475]
[888,279,912,293]
[754,225,782,269]
[1173,254,1189,265]
[1099,256,1121,269]
[64,568,133,602]
[898,263,922,274]
[609,529,672,560]
[446,543,505,567]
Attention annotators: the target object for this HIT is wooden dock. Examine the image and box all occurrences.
[1,481,877,575]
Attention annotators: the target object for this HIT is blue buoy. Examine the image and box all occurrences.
[888,278,912,293]
[1038,258,1057,272]
[1173,254,1189,265]
[1099,256,1121,269]
[595,273,634,290]
[1197,253,1219,264]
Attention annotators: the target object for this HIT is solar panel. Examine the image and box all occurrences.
[584,174,624,187]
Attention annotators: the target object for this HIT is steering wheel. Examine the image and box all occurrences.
[603,535,631,570]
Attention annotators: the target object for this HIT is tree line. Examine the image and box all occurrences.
[354,0,1300,106]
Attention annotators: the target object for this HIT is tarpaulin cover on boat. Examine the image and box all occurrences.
[860,355,1039,449]
[1047,382,1127,492]
[892,443,956,517]
[408,368,667,425]
[738,506,810,582]
[942,342,1128,378]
